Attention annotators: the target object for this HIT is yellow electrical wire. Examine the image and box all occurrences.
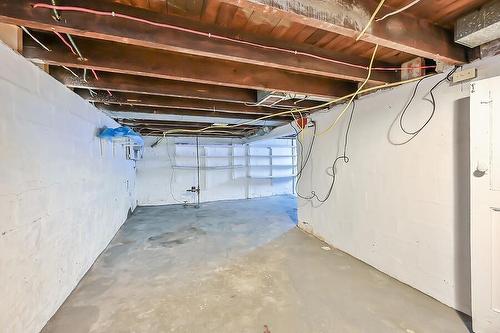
[316,44,379,136]
[163,129,246,136]
[160,71,435,140]
[376,0,421,22]
[356,0,386,41]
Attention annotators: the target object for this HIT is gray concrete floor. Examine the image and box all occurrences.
[43,195,470,333]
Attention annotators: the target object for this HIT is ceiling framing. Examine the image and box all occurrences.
[0,0,487,138]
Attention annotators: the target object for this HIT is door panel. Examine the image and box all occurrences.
[492,209,500,312]
[491,98,500,190]
[470,76,500,333]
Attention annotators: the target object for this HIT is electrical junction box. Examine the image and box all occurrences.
[256,91,287,106]
[452,68,477,84]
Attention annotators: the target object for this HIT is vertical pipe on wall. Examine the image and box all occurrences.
[196,136,201,208]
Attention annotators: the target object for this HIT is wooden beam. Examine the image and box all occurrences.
[95,104,293,121]
[119,121,262,132]
[118,120,263,130]
[133,127,254,136]
[52,67,322,108]
[0,22,22,52]
[217,0,467,64]
[138,131,247,138]
[0,0,396,84]
[121,119,255,136]
[124,124,250,131]
[131,127,252,135]
[23,33,357,98]
[134,124,250,137]
[77,89,289,115]
[51,67,257,103]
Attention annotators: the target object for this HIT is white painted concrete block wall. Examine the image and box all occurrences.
[136,137,295,205]
[298,55,500,315]
[0,43,137,333]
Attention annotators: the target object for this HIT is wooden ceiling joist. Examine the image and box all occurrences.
[0,0,397,84]
[53,67,323,108]
[128,122,250,130]
[96,104,294,121]
[118,119,263,131]
[23,33,357,98]
[123,124,250,132]
[217,0,467,64]
[137,131,246,138]
[76,89,291,115]
[124,120,253,136]
[132,124,250,137]
[50,67,258,104]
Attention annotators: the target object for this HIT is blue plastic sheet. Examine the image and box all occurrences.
[98,126,144,147]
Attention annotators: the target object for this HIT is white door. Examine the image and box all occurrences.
[470,76,500,333]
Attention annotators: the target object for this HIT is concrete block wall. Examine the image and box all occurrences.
[298,55,500,315]
[136,137,296,205]
[0,42,137,332]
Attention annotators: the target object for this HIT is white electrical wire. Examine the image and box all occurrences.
[61,65,79,78]
[21,26,51,51]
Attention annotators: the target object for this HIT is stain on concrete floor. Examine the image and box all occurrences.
[42,195,470,333]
